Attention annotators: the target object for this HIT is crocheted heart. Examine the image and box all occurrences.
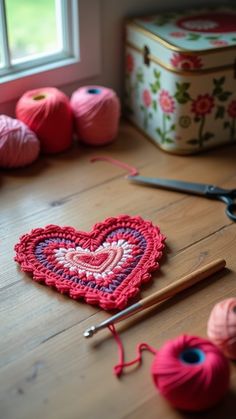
[14,215,165,310]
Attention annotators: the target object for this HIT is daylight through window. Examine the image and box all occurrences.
[0,0,78,79]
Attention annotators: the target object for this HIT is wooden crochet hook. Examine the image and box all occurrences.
[83,258,226,338]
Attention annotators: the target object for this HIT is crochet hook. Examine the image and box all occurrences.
[83,258,226,338]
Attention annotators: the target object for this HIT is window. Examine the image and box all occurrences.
[0,0,68,75]
[0,0,101,104]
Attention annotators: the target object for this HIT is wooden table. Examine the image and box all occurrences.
[1,121,236,419]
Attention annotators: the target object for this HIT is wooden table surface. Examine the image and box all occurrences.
[1,121,236,419]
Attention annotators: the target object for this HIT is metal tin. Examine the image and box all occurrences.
[125,7,236,154]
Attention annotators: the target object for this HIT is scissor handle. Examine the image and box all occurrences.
[206,186,236,222]
[218,191,236,222]
[225,188,236,200]
[225,200,236,222]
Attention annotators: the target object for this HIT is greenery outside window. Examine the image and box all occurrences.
[0,0,101,104]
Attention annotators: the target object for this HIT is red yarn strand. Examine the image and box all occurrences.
[108,324,157,377]
[90,156,139,177]
[108,325,125,377]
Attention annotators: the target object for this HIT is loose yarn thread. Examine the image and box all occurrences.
[0,115,40,168]
[108,325,157,377]
[71,86,120,146]
[109,327,230,412]
[91,155,139,177]
[207,297,236,360]
[16,87,73,154]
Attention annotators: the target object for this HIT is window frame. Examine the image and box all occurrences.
[0,0,77,77]
[0,0,101,104]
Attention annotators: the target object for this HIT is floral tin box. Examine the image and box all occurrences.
[124,7,236,154]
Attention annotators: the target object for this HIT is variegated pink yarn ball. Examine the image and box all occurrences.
[70,86,120,146]
[207,298,236,359]
[0,115,40,168]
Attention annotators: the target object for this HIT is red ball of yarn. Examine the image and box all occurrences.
[70,85,120,146]
[207,298,236,359]
[0,115,40,168]
[151,334,230,411]
[16,87,73,154]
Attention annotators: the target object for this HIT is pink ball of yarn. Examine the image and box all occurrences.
[70,85,120,146]
[16,87,73,154]
[0,115,40,168]
[207,298,236,359]
[151,334,230,411]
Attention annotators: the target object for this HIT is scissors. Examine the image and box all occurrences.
[127,175,236,222]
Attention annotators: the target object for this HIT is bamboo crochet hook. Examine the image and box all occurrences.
[83,258,226,338]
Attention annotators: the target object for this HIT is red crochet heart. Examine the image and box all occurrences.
[14,215,165,310]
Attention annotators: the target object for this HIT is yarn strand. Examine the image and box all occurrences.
[108,324,157,377]
[90,156,139,177]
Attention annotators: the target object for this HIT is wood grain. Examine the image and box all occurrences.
[1,120,236,419]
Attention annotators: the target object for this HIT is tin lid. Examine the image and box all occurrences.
[133,8,236,53]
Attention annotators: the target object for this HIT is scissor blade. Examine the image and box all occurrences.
[127,175,209,196]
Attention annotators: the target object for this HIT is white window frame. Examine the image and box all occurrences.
[0,0,101,104]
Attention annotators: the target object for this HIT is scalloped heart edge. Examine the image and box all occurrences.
[14,215,166,310]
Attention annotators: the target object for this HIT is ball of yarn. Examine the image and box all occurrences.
[16,87,73,154]
[207,298,236,359]
[151,334,230,411]
[0,115,40,168]
[70,85,120,146]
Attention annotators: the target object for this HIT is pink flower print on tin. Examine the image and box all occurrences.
[169,31,186,38]
[142,89,152,107]
[126,53,134,74]
[227,100,236,118]
[191,94,214,117]
[210,40,229,47]
[170,53,203,70]
[159,90,175,114]
[176,12,236,33]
